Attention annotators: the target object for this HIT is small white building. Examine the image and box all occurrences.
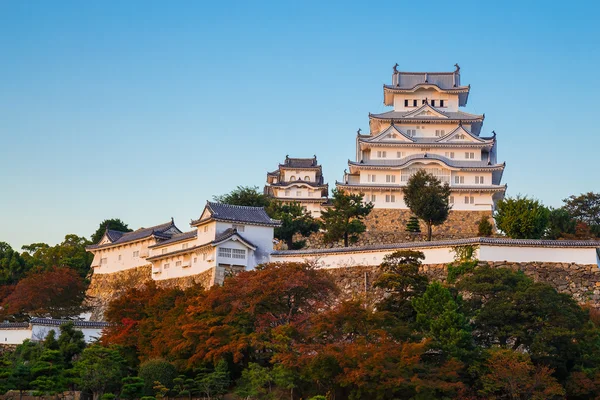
[0,319,109,345]
[337,64,506,211]
[265,156,329,217]
[86,219,183,275]
[137,202,281,284]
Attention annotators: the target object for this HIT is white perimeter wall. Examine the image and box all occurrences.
[31,326,104,343]
[0,328,31,345]
[271,245,599,269]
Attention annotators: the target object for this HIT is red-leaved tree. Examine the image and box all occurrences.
[1,266,88,321]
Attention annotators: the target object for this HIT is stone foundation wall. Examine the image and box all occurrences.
[297,209,494,249]
[326,261,600,308]
[86,266,217,321]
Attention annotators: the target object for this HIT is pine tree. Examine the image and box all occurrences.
[405,216,421,233]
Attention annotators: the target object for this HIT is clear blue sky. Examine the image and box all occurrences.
[1,0,599,249]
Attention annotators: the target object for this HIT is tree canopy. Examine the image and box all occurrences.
[563,192,600,237]
[91,219,132,244]
[266,201,319,249]
[212,185,271,208]
[403,170,451,241]
[494,195,550,239]
[320,189,373,247]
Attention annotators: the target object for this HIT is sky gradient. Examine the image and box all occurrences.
[1,0,599,249]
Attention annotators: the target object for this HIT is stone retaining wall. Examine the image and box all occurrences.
[297,209,494,249]
[326,260,600,308]
[86,266,217,321]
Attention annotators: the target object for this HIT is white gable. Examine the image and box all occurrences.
[368,125,413,143]
[438,126,483,143]
[403,103,447,119]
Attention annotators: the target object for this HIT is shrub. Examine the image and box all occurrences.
[478,216,493,236]
[138,359,177,396]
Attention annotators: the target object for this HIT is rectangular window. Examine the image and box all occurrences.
[464,196,474,204]
[404,99,409,107]
[203,253,207,261]
[367,174,376,183]
[422,99,426,104]
[465,152,475,159]
[285,189,290,196]
[164,263,170,269]
[100,258,107,265]
[445,152,455,159]
[182,243,188,249]
[308,191,314,197]
[431,100,436,107]
[218,247,232,258]
[133,251,139,257]
[454,176,464,184]
[475,176,485,184]
[162,248,167,254]
[118,255,122,261]
[386,174,396,183]
[194,257,197,263]
[204,225,209,232]
[397,151,405,158]
[232,224,245,232]
[413,99,418,107]
[371,194,376,202]
[449,196,454,204]
[440,100,445,107]
[232,249,246,259]
[376,151,387,158]
[175,261,182,267]
[296,190,302,196]
[385,195,391,203]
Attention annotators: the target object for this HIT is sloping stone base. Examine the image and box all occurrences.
[326,261,600,308]
[297,209,494,249]
[86,267,217,321]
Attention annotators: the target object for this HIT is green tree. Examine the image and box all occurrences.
[412,282,473,360]
[545,207,576,239]
[494,195,550,239]
[403,170,451,241]
[563,192,600,236]
[213,185,271,208]
[0,242,28,285]
[478,215,493,236]
[320,189,373,247]
[235,362,274,399]
[91,219,132,244]
[138,359,177,396]
[373,250,428,324]
[405,215,421,234]
[21,234,93,278]
[267,201,319,249]
[73,345,126,400]
[196,359,230,400]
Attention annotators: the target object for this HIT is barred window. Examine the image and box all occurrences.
[182,243,188,249]
[175,261,182,267]
[133,251,139,257]
[164,263,170,269]
[218,247,246,259]
[232,224,245,232]
[386,174,396,183]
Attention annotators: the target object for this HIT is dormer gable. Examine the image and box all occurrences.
[402,103,448,119]
[437,125,487,143]
[367,125,414,143]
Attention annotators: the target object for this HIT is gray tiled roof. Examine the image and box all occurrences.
[393,71,460,90]
[106,230,124,242]
[30,318,110,328]
[272,237,600,256]
[149,230,197,248]
[147,228,257,261]
[87,220,181,250]
[213,228,257,248]
[370,109,483,121]
[349,154,505,170]
[0,322,29,329]
[191,202,280,227]
[336,182,507,192]
[282,156,319,168]
[270,180,328,188]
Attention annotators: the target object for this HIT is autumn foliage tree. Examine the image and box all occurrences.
[0,267,88,321]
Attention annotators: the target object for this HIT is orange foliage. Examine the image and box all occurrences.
[1,266,86,319]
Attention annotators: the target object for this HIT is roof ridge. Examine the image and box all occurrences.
[208,201,266,210]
